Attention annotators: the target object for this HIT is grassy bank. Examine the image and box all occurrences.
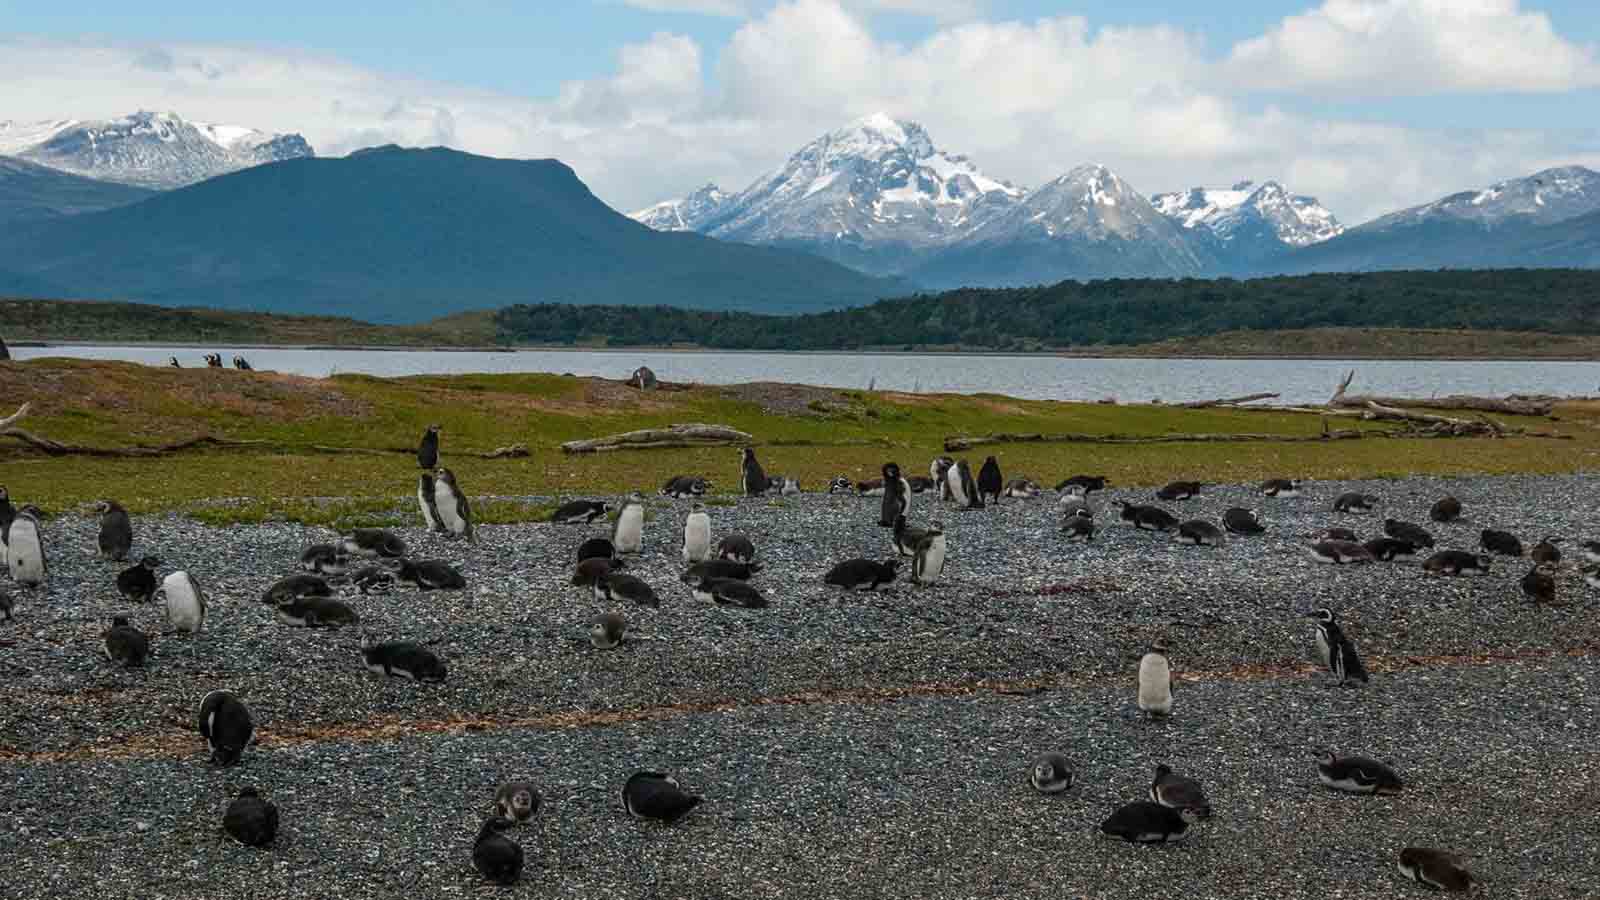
[0,358,1593,524]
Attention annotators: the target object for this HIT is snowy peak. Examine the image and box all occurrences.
[1152,180,1344,248]
[630,184,730,232]
[1367,165,1600,231]
[1000,164,1174,241]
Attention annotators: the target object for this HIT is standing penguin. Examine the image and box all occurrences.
[622,771,703,824]
[952,460,983,509]
[102,616,150,667]
[879,462,911,527]
[612,492,646,555]
[198,689,254,766]
[417,424,441,469]
[116,556,162,603]
[223,787,279,847]
[94,500,134,562]
[1308,608,1368,686]
[472,817,524,885]
[417,471,445,533]
[739,447,769,496]
[6,508,46,587]
[159,571,207,633]
[433,468,474,542]
[682,502,712,564]
[0,485,14,568]
[976,456,1003,506]
[1137,641,1175,719]
[168,356,180,368]
[911,524,948,586]
[930,457,955,500]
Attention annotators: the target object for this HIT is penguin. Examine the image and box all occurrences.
[577,537,617,563]
[197,689,254,766]
[433,467,474,542]
[739,447,769,496]
[159,571,207,633]
[94,499,133,562]
[911,525,948,586]
[1397,848,1478,893]
[1384,519,1435,549]
[1222,507,1265,535]
[260,573,333,605]
[340,528,407,559]
[1057,487,1093,521]
[223,787,278,847]
[1316,526,1361,543]
[0,485,13,567]
[472,817,524,886]
[1430,496,1462,523]
[1029,754,1073,794]
[1479,529,1523,556]
[6,508,46,587]
[681,559,760,584]
[300,544,351,575]
[827,475,855,494]
[1003,477,1041,500]
[1055,475,1108,493]
[0,589,12,621]
[1308,608,1368,685]
[1316,751,1403,795]
[1306,540,1375,565]
[1530,536,1562,565]
[1174,520,1226,547]
[1100,802,1198,843]
[1581,540,1600,564]
[168,356,181,368]
[1364,538,1418,562]
[597,572,659,607]
[891,515,930,557]
[1423,550,1492,576]
[551,500,609,524]
[622,771,702,824]
[274,595,359,628]
[1260,478,1301,498]
[1061,510,1096,542]
[716,534,756,564]
[612,492,646,555]
[824,558,900,592]
[206,353,222,368]
[699,577,769,609]
[879,462,911,527]
[1333,492,1378,513]
[417,471,445,533]
[659,475,708,499]
[417,424,440,469]
[631,365,657,390]
[1521,564,1556,604]
[232,356,252,371]
[952,460,983,509]
[929,456,955,500]
[350,565,396,595]
[590,611,627,649]
[494,781,540,823]
[976,456,1003,505]
[1149,764,1212,818]
[362,641,448,682]
[1137,641,1174,719]
[102,616,149,667]
[116,556,162,603]
[1117,502,1179,533]
[396,558,466,591]
[681,502,711,564]
[573,557,621,590]
[1155,480,1201,501]
[855,478,885,497]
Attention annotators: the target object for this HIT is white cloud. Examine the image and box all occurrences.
[621,0,985,22]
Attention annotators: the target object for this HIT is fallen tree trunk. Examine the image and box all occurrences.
[945,430,1377,451]
[1,429,267,457]
[1329,369,1554,416]
[563,423,753,454]
[1179,392,1279,409]
[1360,401,1513,437]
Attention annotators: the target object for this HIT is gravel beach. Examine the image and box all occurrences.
[2,472,1598,898]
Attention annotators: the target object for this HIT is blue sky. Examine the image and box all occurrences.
[2,1,1596,221]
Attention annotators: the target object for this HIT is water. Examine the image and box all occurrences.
[12,344,1598,406]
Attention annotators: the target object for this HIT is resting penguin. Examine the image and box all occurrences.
[340,528,407,559]
[1155,481,1201,501]
[396,558,466,591]
[1384,519,1435,549]
[827,475,855,494]
[1530,536,1562,565]
[1423,550,1492,576]
[6,509,46,587]
[681,502,712,564]
[1260,478,1300,498]
[232,356,252,371]
[159,571,207,633]
[1174,520,1225,547]
[659,475,708,499]
[116,556,162,603]
[433,467,474,542]
[1100,802,1198,843]
[1308,608,1368,685]
[879,463,911,527]
[780,476,801,495]
[494,781,541,823]
[598,572,659,607]
[590,611,627,649]
[1333,492,1378,513]
[911,524,948,586]
[260,573,333,605]
[716,534,756,564]
[1316,526,1360,543]
[1150,764,1212,818]
[1430,496,1462,523]
[1061,510,1096,542]
[1479,529,1523,557]
[350,565,397,595]
[197,689,254,766]
[1521,564,1556,604]
[976,456,1003,506]
[952,460,983,509]
[699,576,769,609]
[824,558,900,592]
[102,616,150,667]
[739,447,769,497]
[223,787,279,848]
[1306,540,1375,565]
[1055,475,1108,493]
[1057,487,1092,521]
[1364,538,1418,562]
[577,537,617,563]
[681,559,759,584]
[362,641,448,682]
[1118,502,1179,533]
[1003,477,1041,500]
[612,493,646,555]
[1222,507,1265,535]
[622,771,703,824]
[417,424,440,470]
[1397,848,1478,893]
[552,500,609,524]
[1029,754,1073,794]
[300,544,351,576]
[1316,751,1403,795]
[274,595,359,628]
[417,471,445,533]
[1137,641,1175,719]
[93,500,133,562]
[472,817,524,885]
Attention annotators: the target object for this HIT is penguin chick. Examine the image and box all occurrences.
[700,577,769,609]
[102,615,150,667]
[1480,529,1523,557]
[472,817,524,886]
[223,787,279,847]
[494,781,540,823]
[1384,519,1436,549]
[1423,550,1493,576]
[260,573,333,605]
[1397,847,1479,893]
[349,565,396,595]
[0,589,12,621]
[93,499,133,562]
[340,528,407,559]
[1029,753,1073,794]
[1530,536,1562,565]
[1307,540,1375,565]
[577,537,617,563]
[622,771,703,824]
[1137,642,1174,719]
[274,595,359,628]
[551,499,609,524]
[572,557,621,589]
[590,612,627,649]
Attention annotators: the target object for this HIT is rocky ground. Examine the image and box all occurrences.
[1,473,1598,898]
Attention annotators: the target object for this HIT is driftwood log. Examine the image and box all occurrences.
[1179,392,1279,409]
[944,430,1376,451]
[563,423,752,454]
[1329,370,1554,416]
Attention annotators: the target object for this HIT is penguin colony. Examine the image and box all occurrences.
[10,438,1589,893]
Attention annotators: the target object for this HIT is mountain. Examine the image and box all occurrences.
[1151,180,1343,270]
[0,155,155,229]
[630,184,730,232]
[0,111,313,189]
[0,146,901,323]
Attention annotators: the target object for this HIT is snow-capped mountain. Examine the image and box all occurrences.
[630,184,730,232]
[1360,165,1600,231]
[0,111,313,189]
[1153,181,1343,247]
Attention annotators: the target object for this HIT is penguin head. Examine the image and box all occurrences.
[426,424,441,435]
[1149,637,1172,655]
[1153,763,1173,779]
[929,520,945,532]
[237,786,262,800]
[110,615,131,628]
[1315,750,1338,767]
[1308,608,1336,623]
[435,467,456,485]
[1178,808,1202,826]
[92,499,111,515]
[499,786,538,820]
[0,486,7,501]
[690,502,707,515]
[740,447,754,461]
[140,556,163,570]
[627,491,645,503]
[883,462,900,479]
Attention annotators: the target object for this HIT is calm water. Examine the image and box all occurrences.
[13,345,1599,406]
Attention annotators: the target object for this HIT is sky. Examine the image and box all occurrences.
[1,0,1597,224]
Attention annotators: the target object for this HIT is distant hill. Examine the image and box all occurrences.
[0,156,154,229]
[0,146,902,324]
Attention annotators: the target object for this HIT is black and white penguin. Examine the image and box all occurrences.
[1364,538,1418,562]
[1149,764,1212,818]
[1117,502,1179,533]
[1222,507,1265,535]
[232,356,252,371]
[160,571,207,633]
[206,353,223,368]
[1174,520,1225,547]
[1315,526,1361,543]
[94,499,133,562]
[1029,753,1073,794]
[681,559,760,584]
[1309,608,1368,685]
[659,475,708,499]
[472,817,524,885]
[396,558,466,591]
[102,616,149,667]
[300,543,351,576]
[716,534,756,564]
[1061,510,1096,542]
[952,459,983,509]
[1306,540,1375,565]
[494,781,540,823]
[911,524,948,586]
[1430,495,1462,523]
[891,515,929,557]
[1100,802,1198,843]
[417,424,440,469]
[552,500,609,524]
[340,528,407,559]
[622,771,702,824]
[824,558,900,592]
[1260,478,1301,498]
[739,447,769,497]
[197,689,254,766]
[1055,474,1109,493]
[590,611,627,649]
[1479,529,1522,556]
[827,475,855,494]
[1530,536,1562,565]
[976,456,1003,505]
[6,508,46,587]
[1333,492,1378,513]
[681,502,711,564]
[929,456,955,500]
[1003,477,1041,500]
[612,493,646,555]
[1155,480,1201,501]
[260,573,333,605]
[1521,564,1556,604]
[1057,487,1092,521]
[573,557,621,591]
[631,366,657,390]
[598,572,659,607]
[362,641,448,682]
[1423,550,1492,576]
[223,787,278,847]
[699,576,769,609]
[168,356,180,368]
[0,485,14,568]
[1397,848,1478,893]
[274,595,359,627]
[433,467,474,542]
[1137,641,1174,718]
[942,463,968,506]
[417,471,445,533]
[1384,519,1435,549]
[577,537,617,563]
[879,462,911,527]
[350,565,397,595]
[116,556,162,603]
[1316,751,1403,795]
